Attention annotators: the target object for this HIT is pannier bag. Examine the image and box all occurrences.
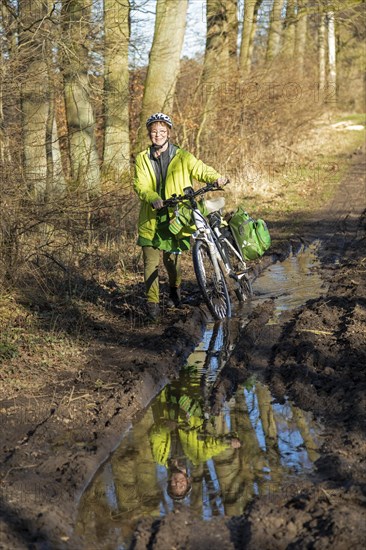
[228,206,271,261]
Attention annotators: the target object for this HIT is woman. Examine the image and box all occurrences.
[133,112,228,320]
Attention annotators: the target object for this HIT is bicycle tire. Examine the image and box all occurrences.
[192,239,231,320]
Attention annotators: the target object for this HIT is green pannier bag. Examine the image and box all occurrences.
[228,206,271,261]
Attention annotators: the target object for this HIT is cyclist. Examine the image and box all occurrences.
[133,112,228,320]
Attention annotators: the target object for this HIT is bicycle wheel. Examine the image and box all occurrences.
[192,240,231,320]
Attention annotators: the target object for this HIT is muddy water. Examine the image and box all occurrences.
[75,245,326,549]
[252,241,327,317]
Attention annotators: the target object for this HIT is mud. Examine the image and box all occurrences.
[0,149,365,549]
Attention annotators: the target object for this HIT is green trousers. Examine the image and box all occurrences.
[143,247,182,304]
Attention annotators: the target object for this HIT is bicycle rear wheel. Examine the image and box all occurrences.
[192,240,231,319]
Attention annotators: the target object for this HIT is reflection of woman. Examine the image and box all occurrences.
[166,458,192,501]
[149,382,241,502]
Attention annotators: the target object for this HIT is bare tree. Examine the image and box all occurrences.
[327,9,337,97]
[239,0,262,78]
[61,0,100,192]
[227,0,238,65]
[103,0,130,180]
[247,0,262,72]
[0,2,16,167]
[196,0,229,154]
[295,0,308,76]
[281,0,296,58]
[136,0,188,150]
[318,11,327,95]
[19,0,50,197]
[266,0,284,62]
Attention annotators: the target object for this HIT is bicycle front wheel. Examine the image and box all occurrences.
[192,240,231,320]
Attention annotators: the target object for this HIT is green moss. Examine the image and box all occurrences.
[335,113,366,125]
[0,338,19,362]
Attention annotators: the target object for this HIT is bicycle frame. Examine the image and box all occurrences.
[164,183,252,317]
[180,190,249,296]
[194,208,248,287]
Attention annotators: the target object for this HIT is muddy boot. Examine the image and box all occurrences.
[146,302,160,321]
[168,287,182,308]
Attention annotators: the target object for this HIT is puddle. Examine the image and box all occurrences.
[75,325,322,548]
[253,240,327,319]
[75,245,326,548]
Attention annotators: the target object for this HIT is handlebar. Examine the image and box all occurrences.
[162,179,229,208]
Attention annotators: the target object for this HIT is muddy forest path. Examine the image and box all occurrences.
[0,148,365,549]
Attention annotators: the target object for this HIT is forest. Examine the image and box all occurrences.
[0,2,365,549]
[0,0,364,291]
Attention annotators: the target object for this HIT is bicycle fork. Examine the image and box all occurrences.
[195,231,223,282]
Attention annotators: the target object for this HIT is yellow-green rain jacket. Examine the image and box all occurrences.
[133,145,221,240]
[149,415,230,467]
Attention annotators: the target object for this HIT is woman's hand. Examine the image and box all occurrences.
[151,198,164,209]
[216,177,230,187]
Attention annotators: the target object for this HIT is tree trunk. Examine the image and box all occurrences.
[247,0,262,72]
[295,0,307,76]
[239,0,256,78]
[227,0,238,64]
[45,86,66,198]
[327,10,337,98]
[281,0,296,58]
[0,3,16,167]
[61,0,100,192]
[196,0,229,155]
[266,0,284,62]
[103,0,130,180]
[19,0,50,197]
[318,12,327,96]
[136,0,188,151]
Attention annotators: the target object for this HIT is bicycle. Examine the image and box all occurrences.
[163,182,253,320]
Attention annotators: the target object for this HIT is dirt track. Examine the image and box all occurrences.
[0,149,365,549]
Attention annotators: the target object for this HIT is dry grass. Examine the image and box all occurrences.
[0,293,84,398]
[225,112,365,224]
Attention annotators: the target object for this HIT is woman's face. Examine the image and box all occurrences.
[169,472,189,498]
[149,122,169,147]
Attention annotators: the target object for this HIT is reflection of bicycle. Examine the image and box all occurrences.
[149,320,241,503]
[164,182,253,320]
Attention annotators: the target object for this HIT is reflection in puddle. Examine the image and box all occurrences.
[76,321,321,549]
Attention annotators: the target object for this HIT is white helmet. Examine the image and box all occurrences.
[146,112,173,129]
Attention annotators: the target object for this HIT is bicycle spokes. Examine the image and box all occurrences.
[193,240,231,320]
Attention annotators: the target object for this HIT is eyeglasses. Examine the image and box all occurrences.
[150,130,168,136]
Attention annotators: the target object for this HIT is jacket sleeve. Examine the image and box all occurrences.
[149,425,171,467]
[188,153,221,183]
[133,154,161,204]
